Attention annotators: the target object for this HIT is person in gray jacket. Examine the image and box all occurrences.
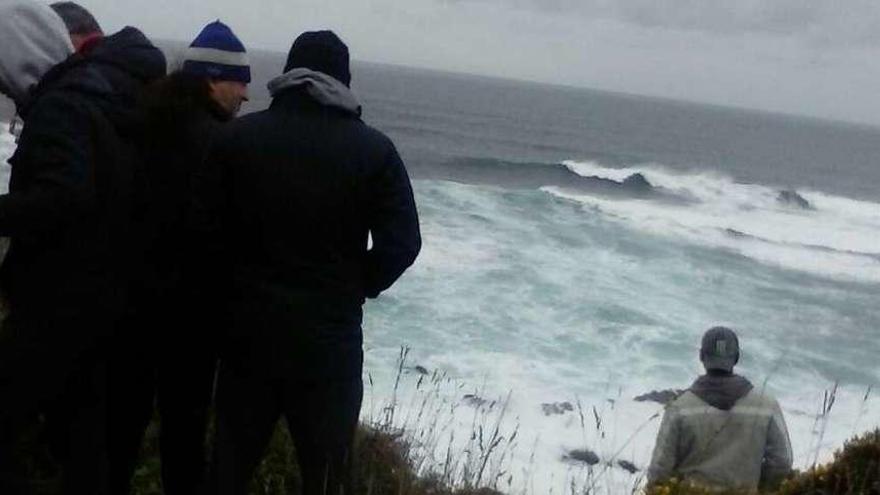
[647,327,793,491]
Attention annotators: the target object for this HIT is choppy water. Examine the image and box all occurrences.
[2,50,879,492]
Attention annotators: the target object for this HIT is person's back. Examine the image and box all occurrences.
[206,34,420,372]
[0,2,165,491]
[223,91,402,303]
[204,31,420,495]
[651,380,791,490]
[1,25,165,355]
[648,327,793,491]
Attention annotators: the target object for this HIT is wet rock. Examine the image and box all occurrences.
[634,389,684,405]
[564,448,600,466]
[541,401,574,416]
[622,172,653,192]
[777,189,813,210]
[618,460,639,474]
[462,394,489,408]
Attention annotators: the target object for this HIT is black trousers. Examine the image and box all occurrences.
[107,342,216,495]
[0,310,113,495]
[107,292,218,495]
[210,355,363,495]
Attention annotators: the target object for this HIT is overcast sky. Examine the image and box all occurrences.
[70,0,880,125]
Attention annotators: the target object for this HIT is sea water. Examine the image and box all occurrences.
[2,51,878,492]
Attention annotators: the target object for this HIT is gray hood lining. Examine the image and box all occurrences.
[690,373,753,411]
[267,67,361,116]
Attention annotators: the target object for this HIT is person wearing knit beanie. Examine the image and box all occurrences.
[105,20,251,495]
[207,28,420,495]
[284,30,351,87]
[181,20,250,116]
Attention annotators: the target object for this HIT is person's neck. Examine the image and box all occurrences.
[705,369,733,377]
[77,33,104,55]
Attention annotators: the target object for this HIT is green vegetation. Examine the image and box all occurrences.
[9,410,879,494]
[126,415,503,495]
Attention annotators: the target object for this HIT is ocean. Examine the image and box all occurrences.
[2,46,879,492]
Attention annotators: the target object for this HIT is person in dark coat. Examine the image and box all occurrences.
[201,30,421,495]
[107,21,251,495]
[0,1,166,491]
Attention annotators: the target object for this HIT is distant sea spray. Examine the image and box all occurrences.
[545,159,880,283]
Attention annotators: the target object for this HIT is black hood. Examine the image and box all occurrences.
[23,26,166,124]
[86,27,166,87]
[690,373,753,411]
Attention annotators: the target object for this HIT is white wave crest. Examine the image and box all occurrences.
[553,160,880,283]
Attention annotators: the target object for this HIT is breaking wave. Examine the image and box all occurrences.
[546,160,880,283]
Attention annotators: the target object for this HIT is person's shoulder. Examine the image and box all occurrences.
[354,120,397,153]
[226,109,273,132]
[665,390,701,412]
[742,387,781,408]
[24,88,93,130]
[207,110,270,152]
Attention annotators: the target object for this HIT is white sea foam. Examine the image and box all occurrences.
[365,180,879,493]
[367,335,878,493]
[551,160,880,283]
[0,121,14,194]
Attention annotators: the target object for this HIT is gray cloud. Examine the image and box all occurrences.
[69,0,880,125]
[441,0,880,47]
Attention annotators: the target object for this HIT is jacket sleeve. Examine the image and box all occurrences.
[364,141,421,298]
[647,405,680,486]
[0,94,96,238]
[761,399,793,488]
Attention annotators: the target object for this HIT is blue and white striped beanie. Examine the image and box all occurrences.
[182,20,250,83]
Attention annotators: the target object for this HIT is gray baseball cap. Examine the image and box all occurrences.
[700,326,740,372]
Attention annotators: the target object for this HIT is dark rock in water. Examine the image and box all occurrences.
[634,389,684,405]
[463,394,489,408]
[565,448,600,466]
[622,173,653,192]
[777,189,813,210]
[541,401,574,416]
[618,460,639,474]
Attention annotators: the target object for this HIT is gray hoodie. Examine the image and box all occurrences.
[690,372,753,411]
[267,67,361,116]
[648,378,793,491]
[0,0,73,107]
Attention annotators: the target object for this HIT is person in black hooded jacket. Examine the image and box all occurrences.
[0,3,166,490]
[201,31,420,495]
